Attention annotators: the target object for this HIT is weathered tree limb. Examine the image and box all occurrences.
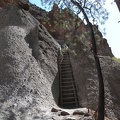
[71,0,105,120]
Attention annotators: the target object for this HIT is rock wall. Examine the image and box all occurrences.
[98,38,113,57]
[70,39,120,120]
[84,25,114,57]
[115,0,120,12]
[0,4,60,119]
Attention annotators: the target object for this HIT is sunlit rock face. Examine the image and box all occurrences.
[0,4,60,119]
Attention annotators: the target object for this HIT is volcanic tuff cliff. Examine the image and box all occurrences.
[37,4,113,57]
[0,1,120,120]
[0,2,61,119]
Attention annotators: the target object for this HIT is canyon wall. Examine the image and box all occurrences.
[0,4,60,119]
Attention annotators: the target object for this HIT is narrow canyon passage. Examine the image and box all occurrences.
[58,51,79,108]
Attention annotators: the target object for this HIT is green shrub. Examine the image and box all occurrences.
[112,57,120,63]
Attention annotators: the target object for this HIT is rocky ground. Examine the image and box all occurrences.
[0,105,110,120]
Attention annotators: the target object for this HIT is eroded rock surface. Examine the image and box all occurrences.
[70,39,120,120]
[0,1,120,120]
[0,4,60,120]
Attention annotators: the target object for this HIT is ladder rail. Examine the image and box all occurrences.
[58,50,79,108]
[68,51,79,107]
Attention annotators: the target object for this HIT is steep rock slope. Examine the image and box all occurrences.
[70,39,120,120]
[0,4,60,119]
[37,4,113,58]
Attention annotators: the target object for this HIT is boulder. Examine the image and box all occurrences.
[51,108,59,112]
[60,111,70,116]
[73,110,85,115]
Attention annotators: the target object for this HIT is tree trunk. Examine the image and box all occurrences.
[71,0,105,120]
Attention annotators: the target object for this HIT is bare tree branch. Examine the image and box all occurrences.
[70,1,105,120]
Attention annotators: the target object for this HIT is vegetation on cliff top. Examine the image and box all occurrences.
[112,57,120,63]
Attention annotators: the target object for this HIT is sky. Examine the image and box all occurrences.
[103,1,120,58]
[29,0,120,58]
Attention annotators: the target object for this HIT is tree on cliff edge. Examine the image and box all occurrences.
[41,0,109,120]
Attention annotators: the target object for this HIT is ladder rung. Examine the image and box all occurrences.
[62,97,77,100]
[61,71,72,73]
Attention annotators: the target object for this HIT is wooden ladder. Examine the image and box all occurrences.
[58,51,79,108]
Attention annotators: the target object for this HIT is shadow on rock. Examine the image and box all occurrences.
[51,72,59,106]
